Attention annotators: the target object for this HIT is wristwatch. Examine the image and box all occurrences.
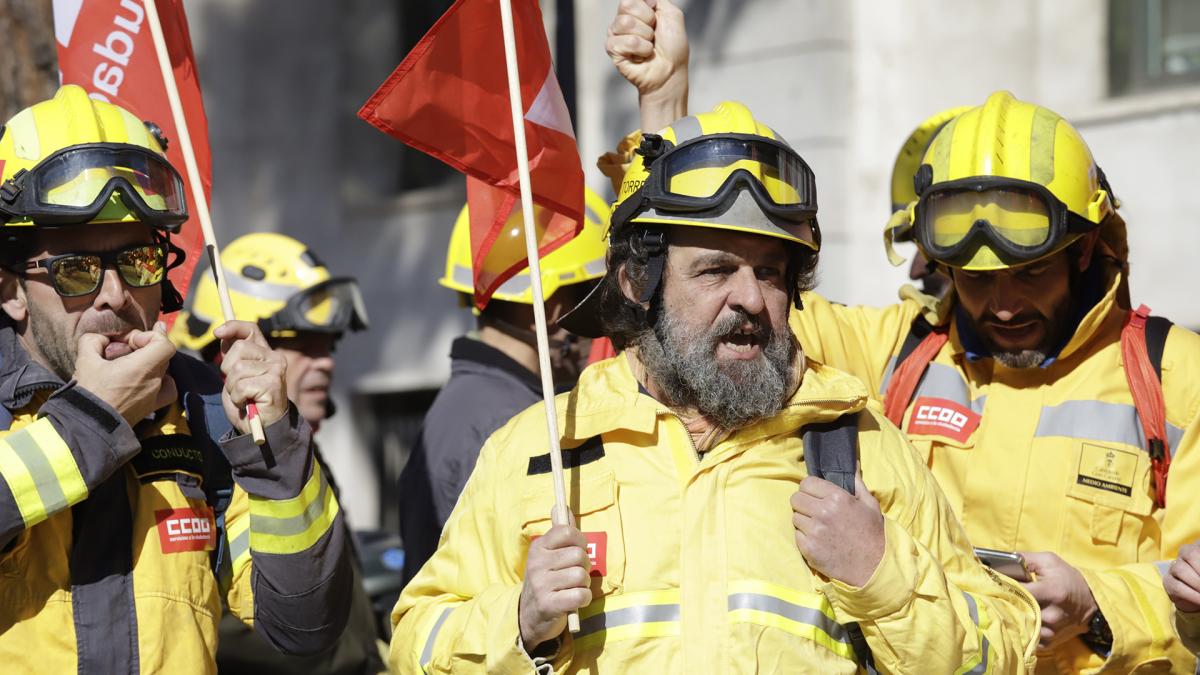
[1081,609,1113,656]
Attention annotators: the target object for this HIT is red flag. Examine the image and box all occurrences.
[53,0,211,320]
[358,0,584,308]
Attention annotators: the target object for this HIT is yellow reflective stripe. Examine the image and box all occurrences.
[1116,569,1168,647]
[574,589,682,652]
[0,418,87,527]
[956,592,993,675]
[226,513,252,577]
[248,462,340,554]
[726,580,855,661]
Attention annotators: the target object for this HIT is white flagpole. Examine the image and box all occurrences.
[143,0,266,445]
[498,0,579,633]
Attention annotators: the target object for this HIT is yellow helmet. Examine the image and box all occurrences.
[890,106,972,213]
[439,187,610,304]
[0,85,187,231]
[910,91,1115,271]
[170,232,368,352]
[611,100,820,249]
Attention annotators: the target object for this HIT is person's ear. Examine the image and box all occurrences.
[617,263,646,308]
[0,270,28,323]
[1076,230,1101,272]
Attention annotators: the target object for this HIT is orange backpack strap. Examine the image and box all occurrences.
[1121,305,1173,507]
[883,317,951,427]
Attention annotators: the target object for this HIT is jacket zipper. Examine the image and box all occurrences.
[664,411,702,465]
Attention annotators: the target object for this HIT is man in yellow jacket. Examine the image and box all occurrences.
[608,4,1200,672]
[0,86,351,672]
[390,101,1039,673]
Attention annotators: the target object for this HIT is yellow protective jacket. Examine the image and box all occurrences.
[391,353,1039,673]
[790,275,1200,674]
[0,326,352,673]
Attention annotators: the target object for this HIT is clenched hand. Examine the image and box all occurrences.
[792,473,885,588]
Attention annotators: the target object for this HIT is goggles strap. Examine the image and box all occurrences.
[637,229,667,304]
[156,232,186,313]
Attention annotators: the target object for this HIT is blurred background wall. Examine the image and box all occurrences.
[3,0,1197,532]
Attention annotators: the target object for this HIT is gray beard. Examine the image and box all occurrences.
[636,306,795,431]
[993,349,1049,369]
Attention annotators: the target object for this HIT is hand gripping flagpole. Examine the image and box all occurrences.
[143,0,267,446]
[498,0,579,633]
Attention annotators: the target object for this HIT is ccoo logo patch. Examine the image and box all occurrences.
[156,507,216,554]
[907,396,981,443]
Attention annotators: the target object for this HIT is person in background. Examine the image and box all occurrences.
[171,232,385,674]
[398,191,610,583]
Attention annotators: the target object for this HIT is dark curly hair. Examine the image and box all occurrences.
[597,225,818,348]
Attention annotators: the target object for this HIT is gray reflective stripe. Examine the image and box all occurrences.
[879,357,986,414]
[223,267,301,301]
[249,475,329,537]
[584,258,607,277]
[421,606,454,667]
[638,191,812,244]
[1035,400,1186,456]
[962,592,990,674]
[5,427,69,516]
[229,526,249,562]
[495,274,531,296]
[577,603,681,637]
[727,593,851,645]
[669,115,703,142]
[584,202,604,228]
[452,264,473,288]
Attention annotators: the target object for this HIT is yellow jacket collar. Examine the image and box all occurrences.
[559,350,869,445]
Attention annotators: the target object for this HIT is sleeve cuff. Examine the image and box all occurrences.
[821,517,919,622]
[41,381,140,470]
[219,404,313,499]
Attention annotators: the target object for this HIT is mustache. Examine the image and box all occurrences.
[708,310,772,342]
[77,311,144,337]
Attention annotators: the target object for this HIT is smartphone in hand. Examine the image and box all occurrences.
[974,547,1032,582]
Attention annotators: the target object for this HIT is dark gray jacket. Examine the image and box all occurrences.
[399,336,542,583]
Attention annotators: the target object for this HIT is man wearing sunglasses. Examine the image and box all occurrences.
[0,85,352,672]
[609,4,1200,671]
[390,100,1038,674]
[171,231,384,674]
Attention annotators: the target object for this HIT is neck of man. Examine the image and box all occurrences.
[477,324,540,376]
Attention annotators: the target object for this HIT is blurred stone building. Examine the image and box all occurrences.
[2,0,1197,531]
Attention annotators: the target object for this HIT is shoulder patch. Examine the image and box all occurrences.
[527,435,605,475]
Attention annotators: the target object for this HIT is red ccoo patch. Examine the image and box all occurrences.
[156,507,216,554]
[907,397,981,443]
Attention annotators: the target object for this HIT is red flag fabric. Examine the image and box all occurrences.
[358,0,584,308]
[53,0,211,320]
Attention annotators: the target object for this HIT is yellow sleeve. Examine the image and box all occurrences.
[389,432,543,674]
[790,292,924,399]
[822,407,1040,674]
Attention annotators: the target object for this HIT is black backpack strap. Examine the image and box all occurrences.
[169,355,236,577]
[1145,315,1173,381]
[895,315,936,372]
[802,412,876,674]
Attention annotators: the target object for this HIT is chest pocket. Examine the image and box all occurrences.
[130,433,209,501]
[521,469,626,596]
[1063,441,1155,556]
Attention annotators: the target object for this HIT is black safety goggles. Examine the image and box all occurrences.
[613,133,820,247]
[913,174,1100,268]
[0,143,187,230]
[258,277,370,336]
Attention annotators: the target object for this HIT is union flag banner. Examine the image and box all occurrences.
[358,0,584,308]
